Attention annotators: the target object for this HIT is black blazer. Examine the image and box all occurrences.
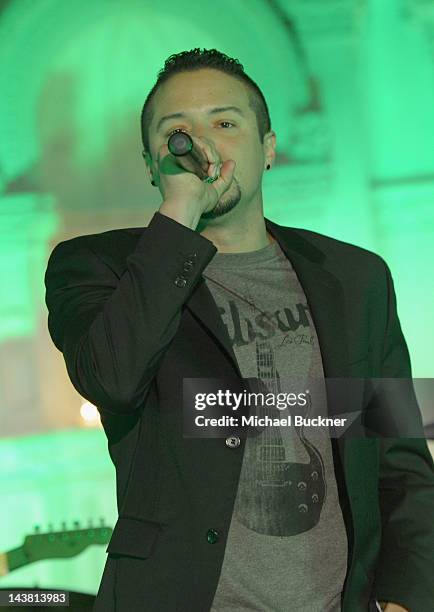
[44,211,434,612]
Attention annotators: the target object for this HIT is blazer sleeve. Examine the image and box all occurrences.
[373,260,434,611]
[44,211,217,415]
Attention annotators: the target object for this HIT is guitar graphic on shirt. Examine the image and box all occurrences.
[234,340,326,536]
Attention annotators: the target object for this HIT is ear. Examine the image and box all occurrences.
[142,149,155,184]
[263,130,276,167]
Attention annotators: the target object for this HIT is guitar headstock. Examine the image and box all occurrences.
[21,518,113,562]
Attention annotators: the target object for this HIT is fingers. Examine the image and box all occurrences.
[189,135,221,169]
[219,159,236,183]
[210,159,236,198]
[207,161,222,180]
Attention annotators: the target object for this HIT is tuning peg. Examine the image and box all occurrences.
[33,525,41,533]
[99,517,105,526]
[61,521,67,530]
[87,519,93,527]
[73,520,81,529]
[47,522,53,532]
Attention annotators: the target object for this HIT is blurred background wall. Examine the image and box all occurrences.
[0,0,433,597]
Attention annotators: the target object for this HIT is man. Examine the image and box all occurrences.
[44,49,434,611]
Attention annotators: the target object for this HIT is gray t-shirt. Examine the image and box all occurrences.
[203,239,348,612]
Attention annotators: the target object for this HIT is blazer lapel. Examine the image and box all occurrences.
[186,277,243,377]
[266,218,356,472]
[266,220,350,381]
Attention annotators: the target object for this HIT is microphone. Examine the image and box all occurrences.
[167,131,210,180]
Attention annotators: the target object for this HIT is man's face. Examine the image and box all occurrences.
[145,68,275,219]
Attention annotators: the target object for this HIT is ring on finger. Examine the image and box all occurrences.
[203,174,219,184]
[203,163,220,183]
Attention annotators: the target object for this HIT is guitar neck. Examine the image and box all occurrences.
[256,343,280,395]
[0,524,113,575]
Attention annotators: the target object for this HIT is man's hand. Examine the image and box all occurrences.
[378,602,409,612]
[155,135,237,228]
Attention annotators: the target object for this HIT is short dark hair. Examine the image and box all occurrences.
[140,48,272,154]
